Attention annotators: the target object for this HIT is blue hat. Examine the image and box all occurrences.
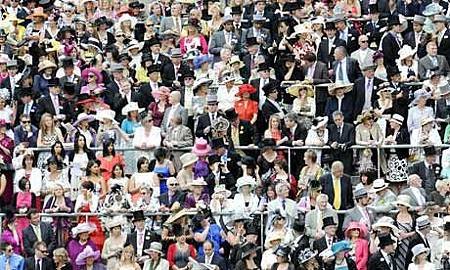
[193,55,211,70]
[331,240,352,255]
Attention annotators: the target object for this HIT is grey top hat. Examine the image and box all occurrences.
[170,48,182,57]
[413,15,426,25]
[207,94,218,104]
[416,216,431,230]
[354,185,368,199]
[110,63,124,72]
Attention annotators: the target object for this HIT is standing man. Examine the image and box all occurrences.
[353,63,383,118]
[317,21,346,70]
[332,46,362,84]
[334,14,360,54]
[350,35,375,67]
[409,145,438,198]
[367,234,397,270]
[327,111,354,174]
[343,186,373,231]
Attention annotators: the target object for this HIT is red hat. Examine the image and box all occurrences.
[81,67,103,84]
[237,84,257,96]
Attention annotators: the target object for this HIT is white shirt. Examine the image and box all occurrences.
[166,103,180,129]
[132,126,162,148]
[217,85,238,111]
[307,62,316,79]
[381,250,393,269]
[184,86,194,115]
[337,95,344,112]
[411,186,426,206]
[363,77,373,110]
[328,37,336,54]
[336,57,350,84]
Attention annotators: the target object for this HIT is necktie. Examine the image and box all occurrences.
[52,95,60,114]
[333,177,341,209]
[337,61,344,82]
[5,258,10,270]
[282,199,286,210]
[36,259,41,270]
[212,113,216,121]
[432,57,438,67]
[328,238,333,247]
[34,225,42,242]
[25,103,30,115]
[366,79,372,91]
[137,232,144,246]
[337,126,342,139]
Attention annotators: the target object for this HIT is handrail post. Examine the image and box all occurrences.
[287,148,291,177]
[377,146,381,178]
[260,211,264,250]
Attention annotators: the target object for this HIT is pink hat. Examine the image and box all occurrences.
[192,138,211,156]
[152,86,171,100]
[345,221,368,239]
[81,67,103,84]
[75,246,100,266]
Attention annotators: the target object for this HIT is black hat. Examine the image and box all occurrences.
[292,219,305,233]
[388,15,401,27]
[142,52,152,63]
[182,69,195,79]
[275,245,291,257]
[132,210,145,222]
[61,57,75,68]
[129,1,145,9]
[445,222,450,232]
[211,138,226,149]
[281,54,296,63]
[208,154,221,165]
[245,223,259,236]
[325,21,336,30]
[246,37,258,47]
[369,3,379,13]
[118,53,132,62]
[259,138,276,148]
[57,26,76,40]
[63,82,76,95]
[240,243,261,259]
[283,2,302,11]
[378,233,396,248]
[241,156,256,169]
[147,37,161,47]
[18,87,33,97]
[387,65,401,78]
[231,6,243,14]
[225,108,239,121]
[148,64,161,74]
[47,78,60,87]
[0,29,8,38]
[424,145,437,156]
[262,80,280,95]
[94,16,114,28]
[257,62,270,72]
[322,216,337,229]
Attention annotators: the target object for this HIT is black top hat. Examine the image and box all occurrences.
[129,1,145,9]
[63,82,76,95]
[445,222,450,232]
[182,69,195,79]
[231,6,242,14]
[141,52,152,63]
[208,154,221,165]
[292,219,305,233]
[94,16,114,28]
[146,37,161,47]
[0,29,8,37]
[257,62,270,72]
[378,233,396,248]
[118,53,132,62]
[47,78,60,87]
[325,21,336,30]
[262,80,280,95]
[387,65,401,78]
[132,210,145,222]
[369,3,379,13]
[241,156,256,169]
[259,138,276,148]
[322,216,337,229]
[246,37,259,47]
[225,108,239,121]
[388,15,401,27]
[148,64,161,74]
[424,145,437,156]
[211,138,226,149]
[61,58,75,68]
[18,87,33,97]
[240,243,261,259]
[245,223,259,236]
[283,2,302,11]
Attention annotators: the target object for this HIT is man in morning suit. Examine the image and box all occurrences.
[317,22,346,70]
[22,210,56,257]
[327,111,354,174]
[312,217,338,269]
[367,233,397,270]
[24,242,54,270]
[334,14,360,54]
[125,210,161,266]
[302,52,330,116]
[353,63,383,119]
[197,240,228,270]
[195,95,224,140]
[261,81,284,124]
[332,46,362,84]
[405,216,432,266]
[418,41,450,80]
[325,83,354,123]
[409,145,438,198]
[382,15,404,68]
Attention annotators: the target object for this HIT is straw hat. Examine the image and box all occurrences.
[190,178,207,187]
[180,153,198,168]
[393,194,412,208]
[71,222,96,237]
[421,117,435,126]
[372,216,399,235]
[38,60,57,72]
[229,55,245,69]
[75,246,100,266]
[127,39,144,52]
[287,82,314,97]
[121,102,144,115]
[416,216,431,230]
[192,78,213,92]
[328,83,353,95]
[389,114,404,126]
[96,109,118,124]
[27,7,48,19]
[165,208,190,224]
[266,232,285,245]
[105,216,125,230]
[370,178,389,193]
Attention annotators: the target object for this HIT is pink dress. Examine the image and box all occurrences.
[15,192,33,242]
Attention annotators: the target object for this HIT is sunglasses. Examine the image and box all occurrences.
[360,40,369,43]
[22,120,31,124]
[169,183,179,186]
[141,192,147,195]
[146,24,154,27]
[39,249,49,253]
[88,74,96,78]
[116,34,124,38]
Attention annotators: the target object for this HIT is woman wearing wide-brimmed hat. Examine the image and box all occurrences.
[75,245,105,270]
[344,221,369,270]
[33,60,57,96]
[234,84,258,124]
[80,67,105,95]
[355,109,384,172]
[235,242,261,270]
[407,88,434,132]
[96,109,130,146]
[397,45,419,82]
[384,114,410,184]
[148,86,171,127]
[67,222,99,270]
[176,153,198,190]
[183,178,210,209]
[233,176,259,214]
[329,240,357,270]
[143,242,169,270]
[410,117,442,154]
[305,116,329,164]
[373,50,387,81]
[101,216,127,269]
[180,18,208,55]
[81,0,100,23]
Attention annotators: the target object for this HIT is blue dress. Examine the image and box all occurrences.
[153,164,170,194]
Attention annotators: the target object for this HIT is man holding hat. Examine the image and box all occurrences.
[367,233,397,270]
[317,21,346,69]
[409,145,438,197]
[209,15,240,63]
[125,210,161,266]
[195,95,225,140]
[418,41,450,81]
[241,14,272,50]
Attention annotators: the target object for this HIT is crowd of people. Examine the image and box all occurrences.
[2,0,450,269]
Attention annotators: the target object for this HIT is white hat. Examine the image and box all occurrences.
[393,194,412,208]
[229,55,244,68]
[372,216,399,235]
[421,117,435,126]
[213,184,232,198]
[190,178,207,186]
[180,153,198,168]
[127,40,143,52]
[416,216,431,230]
[370,178,389,193]
[105,216,125,230]
[73,113,96,126]
[72,222,96,237]
[389,114,404,125]
[96,109,118,124]
[236,176,257,190]
[398,45,416,61]
[192,78,213,92]
[121,102,145,115]
[411,244,429,261]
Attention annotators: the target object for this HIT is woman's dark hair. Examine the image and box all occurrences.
[21,153,35,168]
[137,156,149,172]
[104,45,120,62]
[111,163,124,178]
[102,139,116,157]
[50,141,66,158]
[274,159,288,173]
[74,133,89,154]
[47,156,62,172]
[86,159,101,176]
[81,180,95,191]
[360,168,377,185]
[154,147,168,163]
[18,177,29,191]
[305,149,317,163]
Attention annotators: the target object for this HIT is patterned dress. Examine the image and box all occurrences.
[395,219,414,270]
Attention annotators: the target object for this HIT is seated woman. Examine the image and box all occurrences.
[264,114,288,146]
[305,116,329,165]
[233,176,259,215]
[41,156,70,205]
[0,211,22,254]
[67,222,99,270]
[184,178,210,209]
[97,139,125,183]
[114,245,141,270]
[75,245,106,270]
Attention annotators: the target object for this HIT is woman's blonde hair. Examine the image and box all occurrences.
[53,248,70,263]
[120,245,137,263]
[268,114,281,130]
[39,113,55,135]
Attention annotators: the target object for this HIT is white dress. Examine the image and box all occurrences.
[70,153,89,201]
[41,172,71,205]
[132,172,160,198]
[407,262,434,270]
